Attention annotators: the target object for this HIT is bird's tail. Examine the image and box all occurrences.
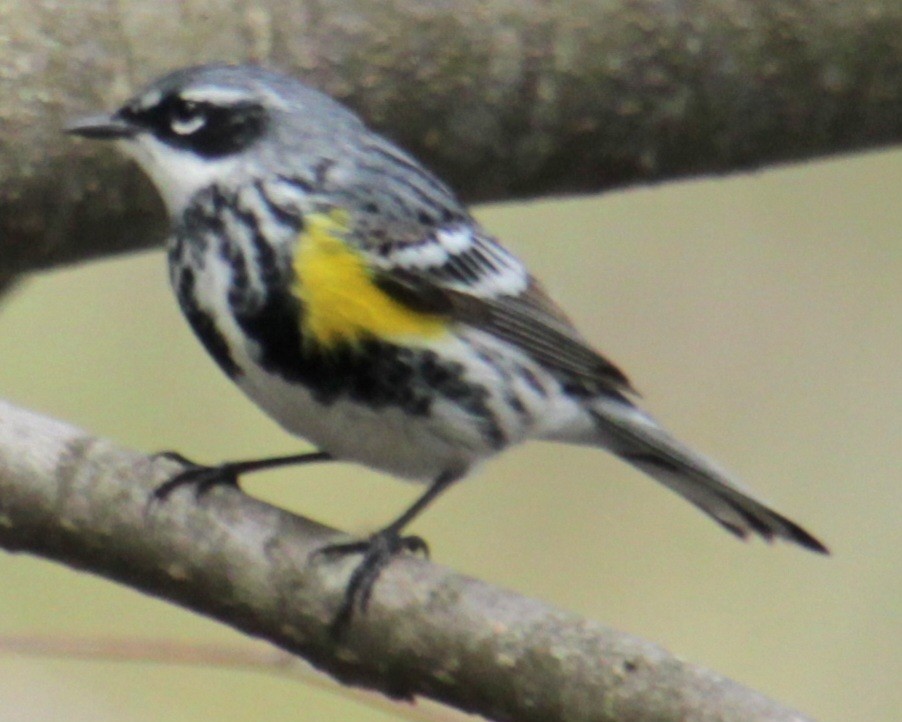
[589,396,828,553]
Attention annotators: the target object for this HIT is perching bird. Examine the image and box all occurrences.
[67,64,827,619]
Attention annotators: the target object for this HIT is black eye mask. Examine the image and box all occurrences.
[120,93,268,158]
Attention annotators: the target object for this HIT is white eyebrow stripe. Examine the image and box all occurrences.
[179,85,257,106]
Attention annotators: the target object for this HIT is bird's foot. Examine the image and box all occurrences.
[151,451,242,501]
[150,450,333,502]
[314,529,429,635]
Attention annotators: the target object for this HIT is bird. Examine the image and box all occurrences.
[66,64,827,622]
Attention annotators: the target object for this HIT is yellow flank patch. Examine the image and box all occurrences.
[293,210,448,348]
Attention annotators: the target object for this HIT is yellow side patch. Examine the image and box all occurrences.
[293,210,448,348]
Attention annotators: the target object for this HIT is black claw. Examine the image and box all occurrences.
[149,450,332,504]
[191,467,241,498]
[151,460,241,503]
[314,529,429,636]
[402,535,430,559]
[309,470,460,635]
[151,450,198,466]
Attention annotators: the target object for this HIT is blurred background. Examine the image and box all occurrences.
[0,148,898,721]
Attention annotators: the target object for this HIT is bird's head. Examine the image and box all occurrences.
[66,64,363,216]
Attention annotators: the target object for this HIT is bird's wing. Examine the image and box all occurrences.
[366,223,635,393]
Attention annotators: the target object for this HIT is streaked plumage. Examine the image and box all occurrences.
[67,64,827,617]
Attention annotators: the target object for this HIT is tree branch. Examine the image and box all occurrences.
[1,0,899,277]
[0,398,817,722]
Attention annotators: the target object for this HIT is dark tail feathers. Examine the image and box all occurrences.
[590,397,828,554]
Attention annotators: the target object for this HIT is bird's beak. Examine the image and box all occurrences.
[64,113,137,140]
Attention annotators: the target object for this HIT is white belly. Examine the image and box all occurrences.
[233,359,485,480]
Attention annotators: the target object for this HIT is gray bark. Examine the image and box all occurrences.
[0,399,818,722]
[0,0,899,277]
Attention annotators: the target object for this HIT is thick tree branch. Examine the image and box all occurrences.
[0,398,817,722]
[0,0,898,277]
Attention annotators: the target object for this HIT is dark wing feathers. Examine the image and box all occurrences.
[370,227,634,394]
[471,283,633,391]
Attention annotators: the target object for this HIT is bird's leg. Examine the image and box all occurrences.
[151,450,334,501]
[315,469,461,634]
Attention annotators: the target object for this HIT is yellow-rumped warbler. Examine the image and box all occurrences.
[67,64,827,616]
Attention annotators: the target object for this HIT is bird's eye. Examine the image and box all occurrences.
[169,100,207,136]
[129,90,267,157]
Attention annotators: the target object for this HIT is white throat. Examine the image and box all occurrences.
[117,135,241,218]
